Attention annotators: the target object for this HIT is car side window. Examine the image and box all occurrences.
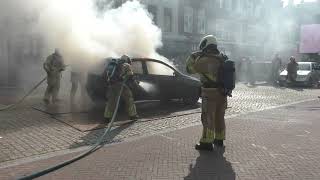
[313,64,320,70]
[131,61,144,74]
[146,61,174,76]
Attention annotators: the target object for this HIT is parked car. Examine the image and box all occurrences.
[278,62,320,87]
[86,58,201,106]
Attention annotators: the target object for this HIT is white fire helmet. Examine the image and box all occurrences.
[199,35,218,51]
[54,48,61,55]
[120,55,131,64]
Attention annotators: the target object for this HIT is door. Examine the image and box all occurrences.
[131,60,151,100]
[145,61,180,100]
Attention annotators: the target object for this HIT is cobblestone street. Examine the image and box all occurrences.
[0,83,319,165]
[1,97,320,180]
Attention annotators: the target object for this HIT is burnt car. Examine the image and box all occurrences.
[86,58,201,106]
[278,62,320,87]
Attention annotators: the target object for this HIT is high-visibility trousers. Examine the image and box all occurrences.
[104,82,137,119]
[200,87,227,143]
[44,74,61,103]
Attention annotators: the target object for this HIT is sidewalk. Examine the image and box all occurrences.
[1,100,320,180]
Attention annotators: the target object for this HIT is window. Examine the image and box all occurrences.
[232,0,237,10]
[215,23,224,39]
[184,7,193,33]
[131,61,144,74]
[298,64,311,71]
[197,9,206,34]
[148,5,158,25]
[146,61,174,76]
[226,0,232,11]
[219,0,223,8]
[192,43,198,51]
[312,63,320,70]
[247,25,258,43]
[164,8,172,32]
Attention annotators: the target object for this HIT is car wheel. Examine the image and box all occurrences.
[183,95,199,105]
[279,81,285,87]
[308,78,317,88]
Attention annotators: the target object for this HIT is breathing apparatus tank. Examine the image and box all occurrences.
[221,57,235,97]
[104,58,126,83]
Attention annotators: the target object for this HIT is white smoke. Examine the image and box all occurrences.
[1,0,163,70]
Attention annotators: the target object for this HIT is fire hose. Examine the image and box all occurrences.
[17,81,126,180]
[0,77,47,111]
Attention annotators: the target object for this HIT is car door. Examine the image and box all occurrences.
[145,60,181,100]
[131,60,150,100]
[312,63,320,82]
[132,60,161,100]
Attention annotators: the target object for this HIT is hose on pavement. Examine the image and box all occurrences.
[0,77,47,111]
[17,81,126,180]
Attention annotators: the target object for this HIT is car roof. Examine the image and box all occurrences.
[132,58,180,72]
[298,62,312,64]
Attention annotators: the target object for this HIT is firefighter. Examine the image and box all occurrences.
[286,56,298,83]
[70,66,87,107]
[43,48,66,105]
[186,35,228,151]
[271,54,282,84]
[104,55,139,122]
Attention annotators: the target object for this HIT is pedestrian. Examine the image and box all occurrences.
[286,56,298,83]
[70,65,87,107]
[239,57,248,83]
[270,54,282,84]
[104,55,139,122]
[43,48,66,105]
[235,60,242,82]
[186,35,228,150]
[246,58,255,85]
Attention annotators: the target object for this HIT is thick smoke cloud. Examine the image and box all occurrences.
[0,0,163,70]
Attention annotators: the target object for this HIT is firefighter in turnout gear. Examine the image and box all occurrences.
[186,35,230,151]
[43,49,66,105]
[104,55,139,122]
[286,56,298,83]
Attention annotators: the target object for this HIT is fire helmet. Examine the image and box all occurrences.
[290,56,295,61]
[121,55,132,64]
[54,48,60,54]
[199,35,218,51]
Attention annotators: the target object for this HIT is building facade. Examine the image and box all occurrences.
[113,0,287,62]
[0,14,44,87]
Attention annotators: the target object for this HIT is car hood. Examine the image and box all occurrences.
[280,70,311,76]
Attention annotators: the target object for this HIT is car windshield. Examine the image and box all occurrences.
[298,63,311,71]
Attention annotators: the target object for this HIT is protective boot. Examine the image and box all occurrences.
[129,115,139,121]
[43,99,50,105]
[213,139,224,147]
[195,142,213,151]
[105,118,110,124]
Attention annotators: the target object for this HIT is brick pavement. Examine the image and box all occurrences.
[0,84,319,165]
[1,100,320,180]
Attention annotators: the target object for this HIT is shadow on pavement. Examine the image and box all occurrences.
[49,100,200,132]
[184,147,236,180]
[68,120,136,149]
